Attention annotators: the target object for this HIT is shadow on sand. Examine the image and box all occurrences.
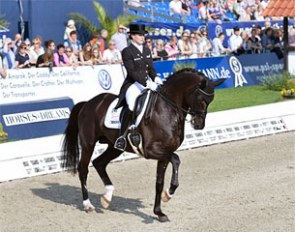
[31,182,155,224]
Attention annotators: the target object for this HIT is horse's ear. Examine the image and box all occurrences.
[199,79,207,89]
[213,78,226,87]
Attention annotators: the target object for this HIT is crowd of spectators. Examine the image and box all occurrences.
[1,10,294,79]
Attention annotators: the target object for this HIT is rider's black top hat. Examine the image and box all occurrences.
[128,24,148,35]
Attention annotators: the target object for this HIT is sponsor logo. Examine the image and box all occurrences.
[229,56,248,87]
[98,69,112,90]
[3,107,71,126]
[215,25,223,37]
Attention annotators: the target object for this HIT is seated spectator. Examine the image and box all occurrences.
[15,43,31,69]
[79,43,93,65]
[36,40,55,68]
[164,35,180,60]
[211,32,231,57]
[64,30,82,59]
[64,19,76,41]
[153,39,168,61]
[180,0,191,15]
[198,0,211,21]
[0,53,7,78]
[253,3,264,21]
[54,44,70,67]
[233,0,245,20]
[29,38,44,66]
[111,25,128,52]
[247,28,263,53]
[238,6,253,21]
[228,26,244,55]
[64,46,79,66]
[85,34,100,50]
[91,47,102,65]
[169,0,190,15]
[102,40,122,64]
[208,0,226,23]
[177,31,192,59]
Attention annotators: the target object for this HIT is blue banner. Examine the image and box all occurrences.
[153,53,284,89]
[0,98,74,140]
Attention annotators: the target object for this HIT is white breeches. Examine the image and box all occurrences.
[126,81,145,111]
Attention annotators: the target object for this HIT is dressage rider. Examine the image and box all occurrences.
[114,24,163,151]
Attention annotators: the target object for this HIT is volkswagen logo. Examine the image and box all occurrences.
[98,69,112,90]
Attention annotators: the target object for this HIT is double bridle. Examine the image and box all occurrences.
[156,88,214,118]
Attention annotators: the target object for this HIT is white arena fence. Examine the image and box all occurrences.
[0,65,294,182]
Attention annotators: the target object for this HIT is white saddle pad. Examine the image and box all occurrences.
[104,91,152,129]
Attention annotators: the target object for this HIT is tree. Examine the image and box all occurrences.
[0,15,9,29]
[68,1,136,42]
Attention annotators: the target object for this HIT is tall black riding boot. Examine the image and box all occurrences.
[114,109,133,151]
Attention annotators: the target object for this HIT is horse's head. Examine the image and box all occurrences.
[184,72,225,130]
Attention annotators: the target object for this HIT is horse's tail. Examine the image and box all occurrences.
[62,101,86,174]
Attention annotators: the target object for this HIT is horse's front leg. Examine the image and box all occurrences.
[162,153,181,202]
[154,159,170,222]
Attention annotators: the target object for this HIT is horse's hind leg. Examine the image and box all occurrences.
[78,145,96,212]
[92,146,122,209]
[162,153,181,202]
[154,159,170,222]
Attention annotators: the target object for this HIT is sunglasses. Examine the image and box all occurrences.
[66,50,72,53]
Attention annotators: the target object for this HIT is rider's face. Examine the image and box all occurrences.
[131,34,145,45]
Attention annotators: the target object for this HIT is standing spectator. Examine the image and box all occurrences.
[1,38,15,69]
[253,3,264,21]
[208,0,226,24]
[64,30,82,59]
[211,32,231,57]
[29,38,44,66]
[64,19,76,41]
[189,32,198,58]
[145,36,157,59]
[248,28,263,54]
[12,33,23,54]
[0,53,7,78]
[177,31,192,59]
[15,43,30,69]
[79,43,93,65]
[228,26,243,55]
[91,47,102,65]
[65,46,79,66]
[111,24,128,52]
[164,35,179,60]
[153,39,168,61]
[85,34,100,50]
[240,30,250,54]
[199,29,212,57]
[54,44,70,67]
[36,40,55,68]
[272,29,284,59]
[262,27,274,53]
[289,27,295,47]
[102,40,122,64]
[98,29,108,56]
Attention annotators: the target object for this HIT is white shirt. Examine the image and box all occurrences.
[102,48,122,63]
[169,0,182,15]
[211,37,226,57]
[131,41,143,53]
[111,32,128,52]
[228,34,243,52]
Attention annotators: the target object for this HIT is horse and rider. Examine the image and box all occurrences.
[62,23,225,222]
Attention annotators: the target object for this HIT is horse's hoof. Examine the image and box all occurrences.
[101,195,110,209]
[161,189,171,202]
[83,199,95,212]
[158,215,170,223]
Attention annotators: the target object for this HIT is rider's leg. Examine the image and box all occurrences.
[114,82,144,151]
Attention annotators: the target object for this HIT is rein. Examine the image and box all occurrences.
[156,88,213,117]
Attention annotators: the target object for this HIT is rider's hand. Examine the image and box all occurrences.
[146,80,158,91]
[154,76,163,85]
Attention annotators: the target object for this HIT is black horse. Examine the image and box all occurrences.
[62,68,224,222]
